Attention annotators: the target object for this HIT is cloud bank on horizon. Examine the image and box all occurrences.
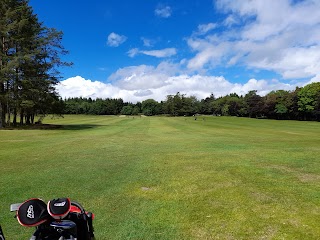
[57,0,320,103]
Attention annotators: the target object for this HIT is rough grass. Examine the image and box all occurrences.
[0,115,319,239]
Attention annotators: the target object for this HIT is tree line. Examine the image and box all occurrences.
[0,0,69,128]
[63,82,320,121]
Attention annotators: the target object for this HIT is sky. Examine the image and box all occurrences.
[29,0,320,102]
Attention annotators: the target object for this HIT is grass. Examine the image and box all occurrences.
[0,115,319,239]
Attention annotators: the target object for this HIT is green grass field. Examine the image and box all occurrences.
[1,115,320,239]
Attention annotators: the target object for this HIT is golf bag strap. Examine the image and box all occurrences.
[0,224,5,240]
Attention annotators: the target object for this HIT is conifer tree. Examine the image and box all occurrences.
[0,0,70,127]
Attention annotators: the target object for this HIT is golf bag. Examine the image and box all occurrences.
[11,198,94,240]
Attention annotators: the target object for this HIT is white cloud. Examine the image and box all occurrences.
[187,0,320,79]
[187,37,230,70]
[108,62,179,91]
[134,89,153,97]
[57,70,310,103]
[230,78,294,96]
[249,45,320,79]
[56,76,121,99]
[196,23,217,35]
[155,5,172,18]
[107,32,127,47]
[128,48,177,58]
[141,37,153,47]
[223,15,239,27]
[304,74,320,86]
[127,48,139,58]
[141,48,177,58]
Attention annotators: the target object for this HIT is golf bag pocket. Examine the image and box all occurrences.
[48,198,71,220]
[17,198,50,227]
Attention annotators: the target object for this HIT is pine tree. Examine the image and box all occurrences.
[0,0,70,127]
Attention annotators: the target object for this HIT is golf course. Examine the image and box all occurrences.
[1,115,319,239]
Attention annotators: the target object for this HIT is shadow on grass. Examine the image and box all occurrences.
[2,124,103,130]
[61,124,103,130]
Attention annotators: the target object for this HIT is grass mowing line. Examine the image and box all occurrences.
[0,115,319,239]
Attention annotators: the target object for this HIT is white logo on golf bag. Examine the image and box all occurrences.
[27,205,34,219]
[54,201,66,207]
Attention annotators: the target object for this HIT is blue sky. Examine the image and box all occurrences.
[29,0,320,102]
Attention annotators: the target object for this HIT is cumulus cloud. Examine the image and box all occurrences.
[155,5,172,18]
[134,89,153,97]
[187,37,230,70]
[304,74,320,86]
[108,62,179,91]
[57,67,310,103]
[107,32,127,47]
[56,76,121,99]
[187,0,320,79]
[128,48,177,58]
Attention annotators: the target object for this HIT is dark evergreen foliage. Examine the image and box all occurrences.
[0,0,70,127]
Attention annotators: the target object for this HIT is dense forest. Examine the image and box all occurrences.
[0,0,69,128]
[63,81,320,121]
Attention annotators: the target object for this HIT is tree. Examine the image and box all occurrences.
[142,99,159,116]
[0,0,70,127]
[180,95,199,116]
[275,103,288,119]
[263,91,278,119]
[121,105,132,115]
[200,94,215,114]
[263,90,291,119]
[244,90,264,118]
[225,93,244,116]
[132,106,140,115]
[164,95,175,115]
[298,82,320,120]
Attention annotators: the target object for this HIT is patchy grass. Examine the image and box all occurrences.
[0,115,319,239]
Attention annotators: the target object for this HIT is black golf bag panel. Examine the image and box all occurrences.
[17,198,50,227]
[47,198,71,220]
[68,201,95,240]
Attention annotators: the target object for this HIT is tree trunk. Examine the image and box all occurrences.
[1,94,6,127]
[0,102,3,128]
[13,108,17,126]
[0,35,5,128]
[26,114,30,125]
[20,110,24,125]
[0,63,4,128]
[7,107,10,126]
